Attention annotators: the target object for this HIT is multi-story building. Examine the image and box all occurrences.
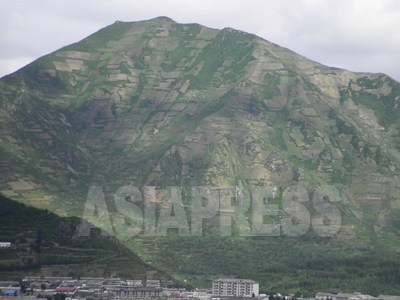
[212,278,259,297]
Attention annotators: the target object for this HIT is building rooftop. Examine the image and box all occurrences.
[214,279,258,284]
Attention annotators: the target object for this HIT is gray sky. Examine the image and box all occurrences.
[1,0,400,82]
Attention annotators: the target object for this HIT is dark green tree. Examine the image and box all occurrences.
[362,144,371,158]
[375,147,383,165]
[35,228,43,253]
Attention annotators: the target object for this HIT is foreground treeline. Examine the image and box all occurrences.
[0,195,162,281]
[0,194,117,249]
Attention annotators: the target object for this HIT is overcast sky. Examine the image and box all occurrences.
[1,0,400,82]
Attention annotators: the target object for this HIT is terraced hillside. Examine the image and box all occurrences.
[1,17,400,294]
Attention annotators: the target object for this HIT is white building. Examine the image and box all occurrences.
[146,279,161,287]
[0,242,11,248]
[212,279,259,297]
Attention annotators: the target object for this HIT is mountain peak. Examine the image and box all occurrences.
[149,16,177,23]
[111,16,176,26]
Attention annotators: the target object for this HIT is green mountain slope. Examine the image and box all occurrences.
[0,194,173,283]
[1,17,400,294]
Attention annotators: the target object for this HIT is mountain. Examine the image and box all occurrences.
[1,16,400,294]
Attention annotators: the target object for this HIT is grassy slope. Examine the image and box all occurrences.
[135,235,400,296]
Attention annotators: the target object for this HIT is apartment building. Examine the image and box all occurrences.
[212,279,259,297]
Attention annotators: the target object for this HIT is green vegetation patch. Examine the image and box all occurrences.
[132,73,147,103]
[269,128,288,151]
[346,77,400,128]
[189,29,255,89]
[261,72,281,99]
[353,90,400,128]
